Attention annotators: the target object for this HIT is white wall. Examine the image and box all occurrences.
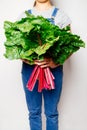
[0,0,87,130]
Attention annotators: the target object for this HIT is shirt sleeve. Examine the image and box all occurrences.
[55,9,71,29]
[17,11,26,20]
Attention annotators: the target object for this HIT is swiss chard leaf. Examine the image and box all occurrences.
[4,12,85,65]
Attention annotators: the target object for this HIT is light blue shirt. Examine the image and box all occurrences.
[18,6,71,29]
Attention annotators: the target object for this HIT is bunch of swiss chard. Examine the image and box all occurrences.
[3,11,85,92]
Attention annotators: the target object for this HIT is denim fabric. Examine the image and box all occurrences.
[21,64,63,130]
[21,7,63,130]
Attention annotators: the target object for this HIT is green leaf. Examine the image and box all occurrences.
[3,12,85,64]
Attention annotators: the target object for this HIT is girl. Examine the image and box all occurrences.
[21,0,71,130]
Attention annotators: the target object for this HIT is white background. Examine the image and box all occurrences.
[0,0,87,130]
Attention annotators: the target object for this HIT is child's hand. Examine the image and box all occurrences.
[21,59,30,64]
[34,58,60,68]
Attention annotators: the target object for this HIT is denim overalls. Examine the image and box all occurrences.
[21,7,63,130]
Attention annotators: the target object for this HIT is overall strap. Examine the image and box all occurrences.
[51,7,58,19]
[28,9,32,14]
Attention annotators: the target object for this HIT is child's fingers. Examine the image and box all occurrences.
[34,60,49,67]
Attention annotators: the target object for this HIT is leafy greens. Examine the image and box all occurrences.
[4,11,85,64]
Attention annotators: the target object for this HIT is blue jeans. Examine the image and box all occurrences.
[21,63,63,130]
